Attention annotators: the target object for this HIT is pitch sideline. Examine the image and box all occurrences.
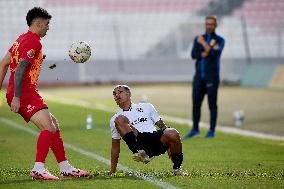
[0,117,179,189]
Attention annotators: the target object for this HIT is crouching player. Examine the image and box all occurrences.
[109,85,188,176]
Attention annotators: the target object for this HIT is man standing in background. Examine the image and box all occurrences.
[185,15,225,138]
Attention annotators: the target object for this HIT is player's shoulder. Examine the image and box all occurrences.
[110,113,119,121]
[25,32,42,46]
[136,102,155,110]
[110,110,123,122]
[110,114,117,126]
[215,33,225,42]
[193,35,200,41]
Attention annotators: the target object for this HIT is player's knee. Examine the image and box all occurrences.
[193,104,201,109]
[165,129,181,142]
[42,127,56,133]
[50,114,60,129]
[41,121,57,133]
[114,115,129,127]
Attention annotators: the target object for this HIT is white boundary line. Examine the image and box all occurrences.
[161,115,284,141]
[0,117,179,189]
[42,93,284,142]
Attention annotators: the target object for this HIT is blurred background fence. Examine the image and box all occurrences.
[1,0,284,86]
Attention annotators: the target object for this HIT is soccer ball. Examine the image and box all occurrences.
[69,41,91,63]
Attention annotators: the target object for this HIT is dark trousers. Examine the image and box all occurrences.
[192,75,219,131]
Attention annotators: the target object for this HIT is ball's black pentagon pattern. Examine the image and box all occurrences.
[69,41,91,63]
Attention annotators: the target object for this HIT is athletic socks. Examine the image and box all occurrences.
[171,152,183,170]
[122,131,141,153]
[59,160,72,170]
[50,129,67,163]
[35,129,67,165]
[35,130,53,163]
[33,162,44,170]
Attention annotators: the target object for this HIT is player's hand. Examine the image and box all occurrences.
[197,36,210,52]
[197,36,206,45]
[11,96,20,112]
[167,149,172,159]
[203,43,211,52]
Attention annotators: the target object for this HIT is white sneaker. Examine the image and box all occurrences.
[30,168,59,180]
[59,167,90,178]
[132,150,152,164]
[173,168,188,176]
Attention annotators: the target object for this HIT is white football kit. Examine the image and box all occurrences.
[110,103,161,139]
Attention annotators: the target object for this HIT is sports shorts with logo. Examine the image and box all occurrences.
[6,91,48,122]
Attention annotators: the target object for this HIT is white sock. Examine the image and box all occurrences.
[33,162,44,170]
[59,160,73,170]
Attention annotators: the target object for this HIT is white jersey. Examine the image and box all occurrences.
[110,103,161,139]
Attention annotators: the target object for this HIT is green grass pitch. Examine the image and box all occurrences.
[0,85,283,189]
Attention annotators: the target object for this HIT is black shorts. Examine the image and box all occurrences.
[136,130,169,158]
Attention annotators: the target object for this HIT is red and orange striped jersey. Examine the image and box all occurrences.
[7,31,44,95]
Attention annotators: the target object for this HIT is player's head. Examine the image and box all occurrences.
[112,85,131,107]
[26,7,52,37]
[205,15,217,34]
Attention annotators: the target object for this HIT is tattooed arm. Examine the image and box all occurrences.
[10,59,30,112]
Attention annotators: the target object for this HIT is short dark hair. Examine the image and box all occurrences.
[113,85,131,93]
[206,15,218,25]
[26,7,52,26]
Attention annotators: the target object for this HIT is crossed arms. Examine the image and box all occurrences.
[191,35,225,60]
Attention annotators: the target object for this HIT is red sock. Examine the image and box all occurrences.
[50,129,67,163]
[35,130,53,163]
